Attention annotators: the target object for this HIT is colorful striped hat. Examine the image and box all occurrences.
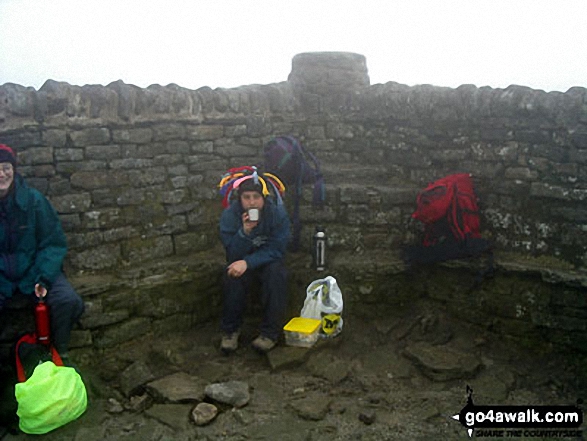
[218,166,285,208]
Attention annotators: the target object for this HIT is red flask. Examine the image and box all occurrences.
[35,299,51,345]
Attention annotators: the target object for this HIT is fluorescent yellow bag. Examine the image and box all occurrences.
[15,361,87,434]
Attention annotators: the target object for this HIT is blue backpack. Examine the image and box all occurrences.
[263,136,325,251]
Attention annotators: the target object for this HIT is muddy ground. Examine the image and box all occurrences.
[1,299,585,441]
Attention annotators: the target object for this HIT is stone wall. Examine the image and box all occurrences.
[1,52,586,359]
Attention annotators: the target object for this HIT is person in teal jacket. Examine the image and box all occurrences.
[219,173,290,354]
[0,144,84,361]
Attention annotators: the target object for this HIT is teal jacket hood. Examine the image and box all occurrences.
[0,174,67,296]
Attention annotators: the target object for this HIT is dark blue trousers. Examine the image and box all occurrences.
[0,273,84,354]
[221,260,287,341]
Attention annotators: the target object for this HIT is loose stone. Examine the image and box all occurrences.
[191,402,218,426]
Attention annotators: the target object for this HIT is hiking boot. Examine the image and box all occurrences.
[220,331,240,354]
[251,335,277,353]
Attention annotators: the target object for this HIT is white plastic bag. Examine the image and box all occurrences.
[300,276,343,337]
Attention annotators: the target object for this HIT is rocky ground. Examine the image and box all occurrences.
[1,299,585,441]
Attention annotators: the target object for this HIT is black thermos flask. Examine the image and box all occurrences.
[313,226,326,271]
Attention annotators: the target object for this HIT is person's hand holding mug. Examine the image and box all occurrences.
[248,208,259,221]
[242,209,259,235]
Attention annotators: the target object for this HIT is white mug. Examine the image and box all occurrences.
[248,208,259,221]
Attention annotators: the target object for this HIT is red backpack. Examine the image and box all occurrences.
[405,173,493,281]
[412,173,481,246]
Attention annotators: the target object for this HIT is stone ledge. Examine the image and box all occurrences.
[69,248,225,296]
[67,247,586,300]
[297,249,587,288]
[496,264,587,288]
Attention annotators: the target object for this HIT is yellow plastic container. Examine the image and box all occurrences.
[283,317,321,348]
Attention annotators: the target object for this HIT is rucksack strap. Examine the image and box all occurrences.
[294,138,325,206]
[291,198,302,252]
[471,246,494,288]
[15,334,64,383]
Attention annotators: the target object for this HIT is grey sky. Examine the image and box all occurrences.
[1,0,586,92]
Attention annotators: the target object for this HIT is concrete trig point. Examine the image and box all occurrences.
[288,52,370,92]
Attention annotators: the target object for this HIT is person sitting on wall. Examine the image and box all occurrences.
[0,144,85,364]
[218,166,289,353]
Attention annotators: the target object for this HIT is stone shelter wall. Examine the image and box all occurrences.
[1,52,586,359]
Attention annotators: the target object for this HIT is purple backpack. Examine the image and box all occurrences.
[263,136,325,251]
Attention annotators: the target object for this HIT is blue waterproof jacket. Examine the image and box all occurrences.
[219,198,290,270]
[0,174,67,297]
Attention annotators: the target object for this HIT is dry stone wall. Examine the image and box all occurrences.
[1,52,586,355]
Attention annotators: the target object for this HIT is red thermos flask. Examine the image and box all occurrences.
[35,299,51,345]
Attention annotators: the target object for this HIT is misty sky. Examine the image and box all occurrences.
[0,0,586,92]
